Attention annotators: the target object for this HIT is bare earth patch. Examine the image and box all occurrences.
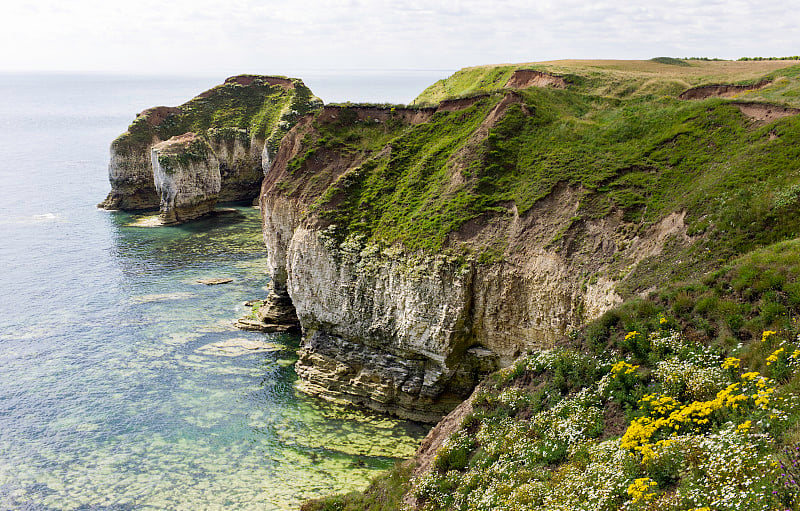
[735,102,800,122]
[505,69,567,89]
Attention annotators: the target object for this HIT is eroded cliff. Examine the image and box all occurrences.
[256,59,800,423]
[99,75,321,223]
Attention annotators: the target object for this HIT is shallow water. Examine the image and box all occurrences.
[0,74,431,510]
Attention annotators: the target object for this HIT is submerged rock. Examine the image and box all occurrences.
[196,278,234,285]
[196,338,283,357]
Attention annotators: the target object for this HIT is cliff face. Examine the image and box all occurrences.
[258,99,689,422]
[259,60,800,423]
[261,185,678,422]
[151,133,220,224]
[289,60,800,510]
[99,75,322,222]
[103,106,180,210]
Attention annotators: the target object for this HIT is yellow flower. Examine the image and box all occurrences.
[762,330,778,343]
[627,478,658,503]
[611,360,639,377]
[722,357,740,369]
[624,331,642,344]
[659,316,668,325]
[766,347,785,366]
[741,371,761,381]
[737,420,752,432]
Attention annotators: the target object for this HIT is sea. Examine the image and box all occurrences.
[0,70,451,510]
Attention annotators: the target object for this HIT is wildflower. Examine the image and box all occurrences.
[625,331,640,340]
[610,360,639,376]
[627,477,658,503]
[766,347,785,366]
[741,371,761,381]
[659,315,668,325]
[722,357,740,369]
[762,330,778,343]
[737,420,752,432]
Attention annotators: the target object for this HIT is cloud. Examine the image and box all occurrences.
[0,0,798,73]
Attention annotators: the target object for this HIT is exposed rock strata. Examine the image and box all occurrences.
[258,100,691,422]
[678,80,770,100]
[99,75,321,222]
[235,289,300,333]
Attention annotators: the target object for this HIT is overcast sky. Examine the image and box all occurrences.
[2,0,799,75]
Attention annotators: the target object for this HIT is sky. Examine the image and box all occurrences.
[1,0,799,76]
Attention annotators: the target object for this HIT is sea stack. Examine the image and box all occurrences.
[99,75,322,223]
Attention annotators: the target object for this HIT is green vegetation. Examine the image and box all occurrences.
[113,76,322,158]
[405,243,800,510]
[649,57,691,66]
[301,462,413,511]
[294,98,501,251]
[739,56,800,61]
[683,57,728,61]
[155,136,211,174]
[286,63,800,275]
[413,59,800,105]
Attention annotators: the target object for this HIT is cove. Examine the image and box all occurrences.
[0,205,426,509]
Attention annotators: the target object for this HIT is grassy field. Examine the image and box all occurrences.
[413,59,800,105]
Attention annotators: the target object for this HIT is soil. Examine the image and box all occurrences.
[505,70,567,89]
[138,106,181,128]
[735,102,800,122]
[678,81,771,100]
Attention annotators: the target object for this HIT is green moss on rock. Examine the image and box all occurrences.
[111,75,322,162]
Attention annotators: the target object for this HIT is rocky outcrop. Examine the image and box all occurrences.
[99,106,181,210]
[235,290,300,333]
[99,75,322,222]
[151,133,220,224]
[257,99,690,422]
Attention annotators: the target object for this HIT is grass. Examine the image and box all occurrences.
[413,59,800,105]
[300,462,413,511]
[112,76,322,159]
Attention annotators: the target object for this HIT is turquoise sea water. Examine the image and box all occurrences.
[0,72,447,510]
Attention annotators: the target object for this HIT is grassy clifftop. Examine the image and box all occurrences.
[413,59,800,105]
[113,75,322,157]
[278,60,800,300]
